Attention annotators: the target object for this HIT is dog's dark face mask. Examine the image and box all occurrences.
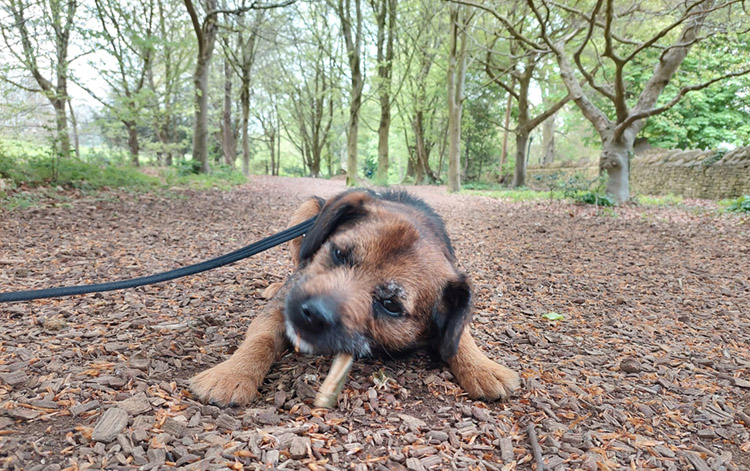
[283,191,472,360]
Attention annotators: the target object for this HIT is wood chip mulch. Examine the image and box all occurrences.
[1,176,748,471]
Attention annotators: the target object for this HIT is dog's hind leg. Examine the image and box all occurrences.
[447,330,521,401]
[190,304,289,406]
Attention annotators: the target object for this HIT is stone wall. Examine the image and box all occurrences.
[527,147,750,199]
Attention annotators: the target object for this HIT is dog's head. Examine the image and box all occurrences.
[283,190,472,361]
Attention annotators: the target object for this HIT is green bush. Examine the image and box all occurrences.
[725,195,750,213]
[539,172,614,206]
[175,159,203,176]
[573,190,614,207]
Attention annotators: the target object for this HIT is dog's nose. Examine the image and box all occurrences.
[299,296,338,333]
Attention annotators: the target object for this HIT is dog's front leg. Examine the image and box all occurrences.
[447,330,520,401]
[190,306,288,406]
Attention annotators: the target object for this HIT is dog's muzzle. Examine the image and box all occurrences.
[284,290,371,357]
[295,295,339,335]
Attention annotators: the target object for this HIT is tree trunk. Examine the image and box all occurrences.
[275,128,281,176]
[376,97,390,184]
[238,12,261,177]
[52,99,71,159]
[541,113,556,165]
[241,88,250,175]
[345,81,361,185]
[326,140,334,177]
[600,132,634,204]
[446,4,468,193]
[405,154,416,181]
[374,0,396,185]
[412,123,425,184]
[238,20,259,177]
[402,125,415,181]
[185,0,218,174]
[513,130,529,188]
[269,131,276,176]
[156,123,171,166]
[463,132,470,176]
[412,111,437,184]
[240,58,251,175]
[221,58,236,168]
[499,88,512,176]
[68,99,80,159]
[310,147,321,177]
[512,69,532,188]
[193,53,212,173]
[338,0,363,186]
[126,121,140,166]
[437,122,448,178]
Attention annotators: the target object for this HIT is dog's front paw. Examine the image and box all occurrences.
[190,361,260,407]
[453,358,520,401]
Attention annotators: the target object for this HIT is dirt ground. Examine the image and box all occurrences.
[1,176,748,471]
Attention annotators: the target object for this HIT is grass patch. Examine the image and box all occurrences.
[0,139,247,209]
[163,164,247,190]
[461,181,505,192]
[636,194,685,207]
[1,188,72,210]
[462,187,564,202]
[0,139,162,192]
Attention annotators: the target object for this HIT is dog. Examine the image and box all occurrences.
[190,189,520,406]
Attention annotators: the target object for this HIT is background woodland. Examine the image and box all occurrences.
[1,0,749,203]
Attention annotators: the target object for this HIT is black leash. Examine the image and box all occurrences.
[0,217,316,303]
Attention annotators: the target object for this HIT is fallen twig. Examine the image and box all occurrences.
[526,423,544,471]
[0,259,24,265]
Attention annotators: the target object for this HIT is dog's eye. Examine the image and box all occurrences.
[331,246,349,266]
[375,297,404,317]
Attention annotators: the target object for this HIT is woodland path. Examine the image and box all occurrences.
[1,176,748,470]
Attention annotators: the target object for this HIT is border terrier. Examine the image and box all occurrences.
[190,189,520,406]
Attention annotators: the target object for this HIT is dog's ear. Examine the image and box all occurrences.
[299,191,371,263]
[433,274,473,361]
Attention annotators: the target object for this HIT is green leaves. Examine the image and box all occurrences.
[641,34,750,150]
[725,195,750,213]
[542,312,564,321]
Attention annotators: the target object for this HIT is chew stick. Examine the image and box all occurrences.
[314,354,353,408]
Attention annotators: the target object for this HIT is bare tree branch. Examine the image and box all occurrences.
[448,0,546,52]
[571,0,616,102]
[528,0,611,135]
[525,91,571,131]
[183,0,204,50]
[205,0,295,21]
[549,1,643,47]
[0,74,41,93]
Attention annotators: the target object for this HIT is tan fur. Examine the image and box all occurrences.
[190,193,520,406]
[448,330,520,399]
[190,298,288,405]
